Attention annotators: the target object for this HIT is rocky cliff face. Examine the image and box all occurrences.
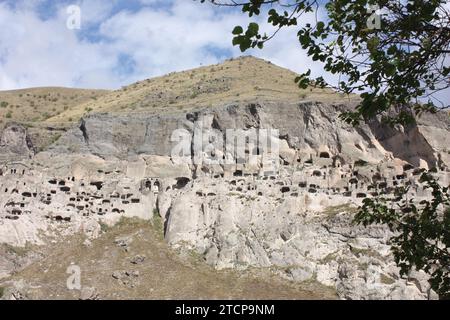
[1,98,448,300]
[1,55,449,302]
[51,101,448,169]
[0,123,35,163]
[162,188,433,299]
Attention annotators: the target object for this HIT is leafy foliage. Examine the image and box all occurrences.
[201,0,450,125]
[354,171,450,299]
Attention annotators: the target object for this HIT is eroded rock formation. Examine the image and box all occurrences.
[0,100,448,300]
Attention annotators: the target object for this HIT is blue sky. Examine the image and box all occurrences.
[0,0,331,90]
[1,1,447,106]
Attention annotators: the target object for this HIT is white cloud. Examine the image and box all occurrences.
[0,0,356,91]
[97,1,246,81]
[0,1,120,89]
[76,0,118,26]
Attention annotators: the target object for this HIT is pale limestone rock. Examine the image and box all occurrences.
[80,287,98,300]
[0,123,34,163]
[1,101,448,300]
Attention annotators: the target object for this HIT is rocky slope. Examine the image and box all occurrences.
[50,100,449,169]
[1,219,335,300]
[0,87,108,126]
[0,87,108,152]
[46,56,353,124]
[0,57,449,300]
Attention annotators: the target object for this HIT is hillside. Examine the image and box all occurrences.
[47,56,357,123]
[0,218,336,300]
[0,87,109,151]
[1,56,355,151]
[1,56,447,300]
[0,87,109,126]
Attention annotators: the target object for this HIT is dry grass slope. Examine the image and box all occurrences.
[0,87,108,127]
[0,56,359,151]
[0,87,109,151]
[47,56,359,123]
[1,218,337,300]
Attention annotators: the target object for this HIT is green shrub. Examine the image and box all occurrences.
[190,92,198,99]
[50,133,62,145]
[99,221,110,233]
[152,209,164,239]
[354,159,368,167]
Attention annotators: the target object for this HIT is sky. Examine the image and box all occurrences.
[0,0,448,107]
[0,0,332,90]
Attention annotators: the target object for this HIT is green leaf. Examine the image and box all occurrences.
[367,37,380,53]
[316,21,325,32]
[247,22,259,37]
[232,26,243,35]
[387,45,397,55]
